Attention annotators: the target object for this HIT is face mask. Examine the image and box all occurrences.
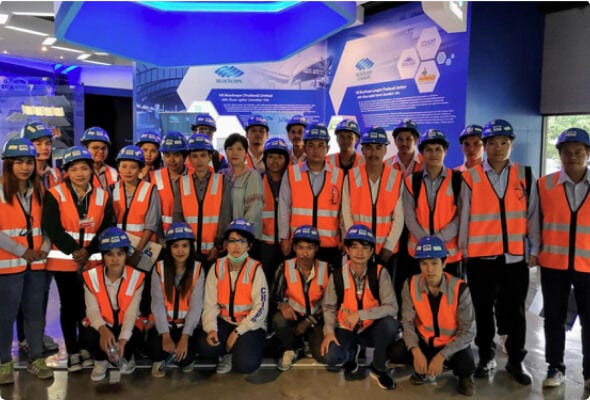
[227,251,248,264]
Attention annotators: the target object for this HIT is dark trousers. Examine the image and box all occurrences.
[466,257,529,365]
[393,255,420,319]
[259,242,284,289]
[444,261,464,280]
[196,318,266,374]
[271,311,325,363]
[147,326,196,367]
[325,317,399,372]
[86,324,139,362]
[541,267,590,379]
[317,247,342,270]
[17,272,53,343]
[53,271,89,355]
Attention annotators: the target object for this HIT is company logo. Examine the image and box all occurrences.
[401,57,416,67]
[214,66,244,78]
[355,58,374,71]
[418,67,437,82]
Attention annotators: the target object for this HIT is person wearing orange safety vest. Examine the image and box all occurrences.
[81,127,119,192]
[326,119,364,176]
[458,119,540,385]
[271,225,329,370]
[149,222,205,378]
[536,128,590,389]
[42,145,114,373]
[190,113,228,172]
[279,123,344,269]
[456,125,484,172]
[83,228,145,382]
[321,225,399,390]
[198,219,268,374]
[244,115,269,173]
[0,137,53,383]
[390,236,475,396]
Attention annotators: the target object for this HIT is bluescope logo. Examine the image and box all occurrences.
[215,66,244,83]
[355,58,373,81]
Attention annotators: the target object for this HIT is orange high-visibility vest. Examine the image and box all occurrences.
[0,185,45,274]
[83,265,144,327]
[261,174,280,244]
[348,163,402,254]
[326,153,364,170]
[41,167,62,191]
[283,258,329,316]
[179,173,223,254]
[112,180,157,241]
[150,168,177,232]
[46,183,107,272]
[336,262,382,332]
[538,172,590,272]
[155,260,202,325]
[410,272,461,347]
[288,163,343,247]
[390,153,423,177]
[405,169,461,263]
[216,257,261,323]
[92,164,118,190]
[463,164,528,257]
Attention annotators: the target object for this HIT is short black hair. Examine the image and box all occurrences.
[224,133,249,152]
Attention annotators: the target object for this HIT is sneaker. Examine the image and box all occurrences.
[18,340,29,353]
[216,354,232,374]
[543,368,565,388]
[505,362,532,385]
[68,353,83,372]
[343,344,361,374]
[151,362,166,378]
[410,372,436,385]
[90,360,108,382]
[0,361,14,385]
[43,335,59,352]
[80,349,94,368]
[26,358,54,380]
[182,361,195,373]
[474,358,497,378]
[369,365,396,390]
[457,376,475,396]
[277,350,298,372]
[120,356,136,375]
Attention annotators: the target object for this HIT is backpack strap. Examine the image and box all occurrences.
[411,171,423,206]
[367,262,381,305]
[451,169,463,206]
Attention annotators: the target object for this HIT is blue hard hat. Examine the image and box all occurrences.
[62,145,93,168]
[116,145,145,166]
[263,137,289,158]
[418,129,449,152]
[81,126,111,145]
[414,236,447,259]
[302,123,330,142]
[292,225,320,243]
[165,222,195,242]
[458,124,483,143]
[98,227,131,252]
[21,121,52,141]
[245,115,269,131]
[225,218,255,240]
[344,224,375,245]
[160,131,188,153]
[1,137,37,159]
[482,119,515,141]
[556,127,590,149]
[360,126,389,145]
[192,113,217,131]
[335,119,361,137]
[393,119,419,139]
[286,115,308,130]
[187,133,214,152]
[135,131,161,147]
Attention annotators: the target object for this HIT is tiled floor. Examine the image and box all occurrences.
[1,268,588,400]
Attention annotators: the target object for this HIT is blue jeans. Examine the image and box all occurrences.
[0,269,47,362]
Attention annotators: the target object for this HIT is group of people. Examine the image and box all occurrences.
[0,113,589,397]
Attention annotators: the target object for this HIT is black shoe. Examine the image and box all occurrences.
[369,365,396,390]
[505,362,532,385]
[343,344,361,374]
[410,372,436,385]
[474,359,497,378]
[457,376,475,396]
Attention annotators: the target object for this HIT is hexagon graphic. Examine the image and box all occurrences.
[416,27,441,60]
[397,48,420,80]
[414,60,440,93]
[436,51,447,65]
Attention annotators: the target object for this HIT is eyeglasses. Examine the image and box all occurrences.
[226,238,248,245]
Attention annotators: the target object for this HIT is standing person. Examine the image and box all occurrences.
[135,131,162,181]
[260,137,289,286]
[286,115,308,165]
[391,236,476,396]
[83,228,144,382]
[341,126,404,279]
[272,225,328,371]
[244,115,269,173]
[321,225,399,390]
[458,119,539,385]
[387,119,423,177]
[0,138,53,384]
[42,145,115,372]
[457,125,484,171]
[326,119,364,175]
[279,123,344,269]
[176,134,232,265]
[191,113,228,172]
[198,219,268,374]
[403,129,463,278]
[149,222,205,377]
[80,127,118,191]
[537,128,590,388]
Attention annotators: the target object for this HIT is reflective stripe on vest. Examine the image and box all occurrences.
[112,180,155,238]
[336,262,381,332]
[151,169,175,232]
[216,257,259,322]
[261,174,279,244]
[284,258,328,316]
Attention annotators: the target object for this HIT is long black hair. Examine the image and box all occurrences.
[162,239,197,300]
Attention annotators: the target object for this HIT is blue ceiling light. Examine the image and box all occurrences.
[54,1,357,67]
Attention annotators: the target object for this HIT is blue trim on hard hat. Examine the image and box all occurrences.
[187,133,214,152]
[20,121,53,141]
[62,145,93,168]
[418,129,449,153]
[360,126,389,145]
[458,124,483,143]
[1,137,38,159]
[116,145,145,166]
[135,131,161,147]
[292,225,320,243]
[393,119,419,138]
[344,224,375,245]
[160,131,188,153]
[482,119,515,141]
[166,222,195,242]
[81,126,111,145]
[414,236,447,259]
[556,127,590,149]
[98,227,131,252]
[303,123,330,142]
